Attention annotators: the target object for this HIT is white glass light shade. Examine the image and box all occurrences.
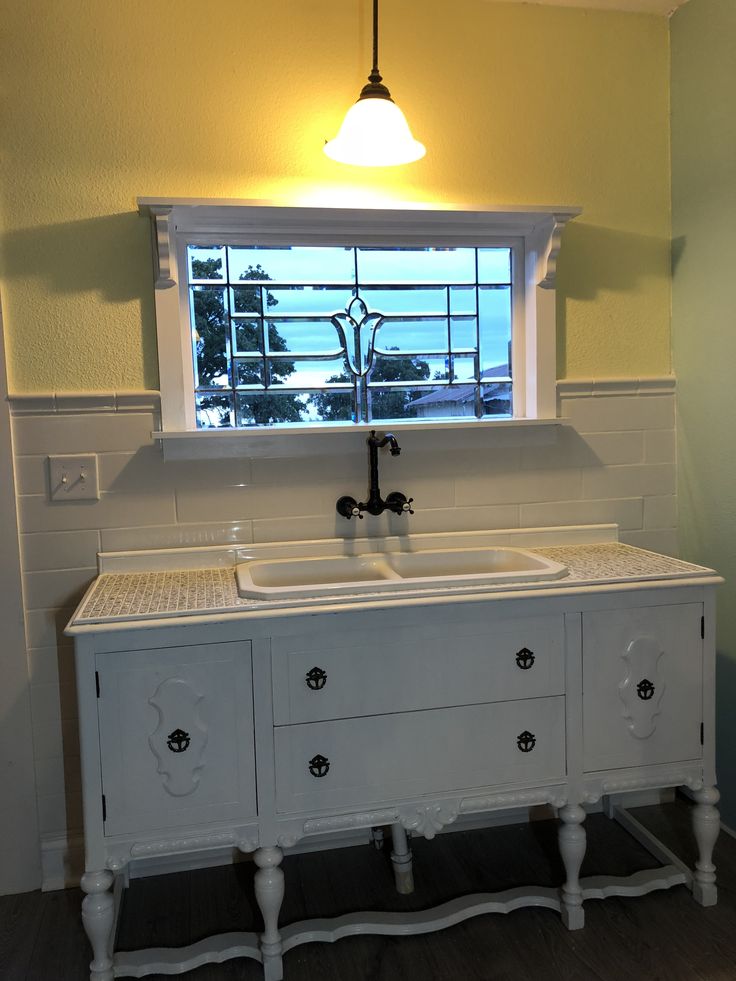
[324,96,425,167]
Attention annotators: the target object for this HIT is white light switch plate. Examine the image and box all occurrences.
[48,454,100,501]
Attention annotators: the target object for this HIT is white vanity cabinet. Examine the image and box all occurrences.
[68,565,722,981]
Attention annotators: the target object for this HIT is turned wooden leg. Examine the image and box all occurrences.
[390,822,415,895]
[254,846,285,981]
[81,870,115,981]
[558,804,586,930]
[692,786,720,906]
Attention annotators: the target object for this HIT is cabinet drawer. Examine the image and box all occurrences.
[274,695,565,814]
[272,615,565,724]
[583,604,703,771]
[97,641,256,837]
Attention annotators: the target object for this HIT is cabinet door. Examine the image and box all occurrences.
[582,605,703,772]
[97,641,256,837]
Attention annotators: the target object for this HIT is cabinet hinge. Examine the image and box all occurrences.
[101,794,107,822]
[700,722,704,745]
[95,671,100,698]
[701,616,705,639]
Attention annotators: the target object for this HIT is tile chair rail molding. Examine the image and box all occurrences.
[138,198,581,449]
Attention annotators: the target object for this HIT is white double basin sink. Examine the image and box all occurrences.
[236,546,568,599]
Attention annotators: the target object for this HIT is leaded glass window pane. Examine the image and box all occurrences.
[187,243,513,427]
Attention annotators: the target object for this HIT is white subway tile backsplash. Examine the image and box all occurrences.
[645,429,676,464]
[28,647,76,687]
[560,395,675,433]
[522,430,648,471]
[406,505,520,535]
[13,456,48,495]
[250,453,367,486]
[21,529,100,573]
[20,491,177,533]
[254,505,520,544]
[455,469,582,507]
[25,608,76,652]
[520,498,643,532]
[12,411,157,455]
[643,495,678,530]
[175,483,329,525]
[432,447,523,477]
[24,568,96,611]
[520,426,600,471]
[253,511,398,544]
[176,476,455,525]
[98,448,253,494]
[582,464,676,501]
[577,431,645,466]
[31,683,77,732]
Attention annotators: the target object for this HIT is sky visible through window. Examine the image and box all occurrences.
[188,244,512,427]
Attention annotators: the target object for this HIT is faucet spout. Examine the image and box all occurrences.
[369,431,401,456]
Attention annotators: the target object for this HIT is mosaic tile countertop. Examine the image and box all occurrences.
[69,543,718,628]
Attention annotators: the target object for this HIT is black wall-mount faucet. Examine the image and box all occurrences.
[337,431,414,520]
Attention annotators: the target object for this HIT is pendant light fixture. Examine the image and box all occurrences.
[324,0,425,167]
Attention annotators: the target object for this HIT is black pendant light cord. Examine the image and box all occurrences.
[360,0,392,100]
[371,0,380,81]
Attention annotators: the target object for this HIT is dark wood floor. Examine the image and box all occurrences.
[3,797,736,981]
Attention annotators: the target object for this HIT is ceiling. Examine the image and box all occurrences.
[486,0,690,15]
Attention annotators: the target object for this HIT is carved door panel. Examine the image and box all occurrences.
[582,605,703,772]
[97,641,255,836]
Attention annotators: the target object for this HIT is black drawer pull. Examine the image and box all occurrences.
[308,754,330,777]
[306,666,327,691]
[637,679,655,701]
[515,648,535,670]
[517,730,536,753]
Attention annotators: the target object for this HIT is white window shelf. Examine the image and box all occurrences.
[152,417,562,460]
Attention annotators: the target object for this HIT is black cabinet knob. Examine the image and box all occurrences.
[515,648,535,670]
[306,667,327,691]
[308,754,330,778]
[637,679,655,700]
[517,730,536,753]
[166,728,191,753]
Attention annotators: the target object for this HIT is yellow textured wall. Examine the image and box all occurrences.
[0,0,671,392]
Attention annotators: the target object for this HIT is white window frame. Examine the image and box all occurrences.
[139,198,580,441]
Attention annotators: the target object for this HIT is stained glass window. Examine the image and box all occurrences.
[188,244,512,429]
